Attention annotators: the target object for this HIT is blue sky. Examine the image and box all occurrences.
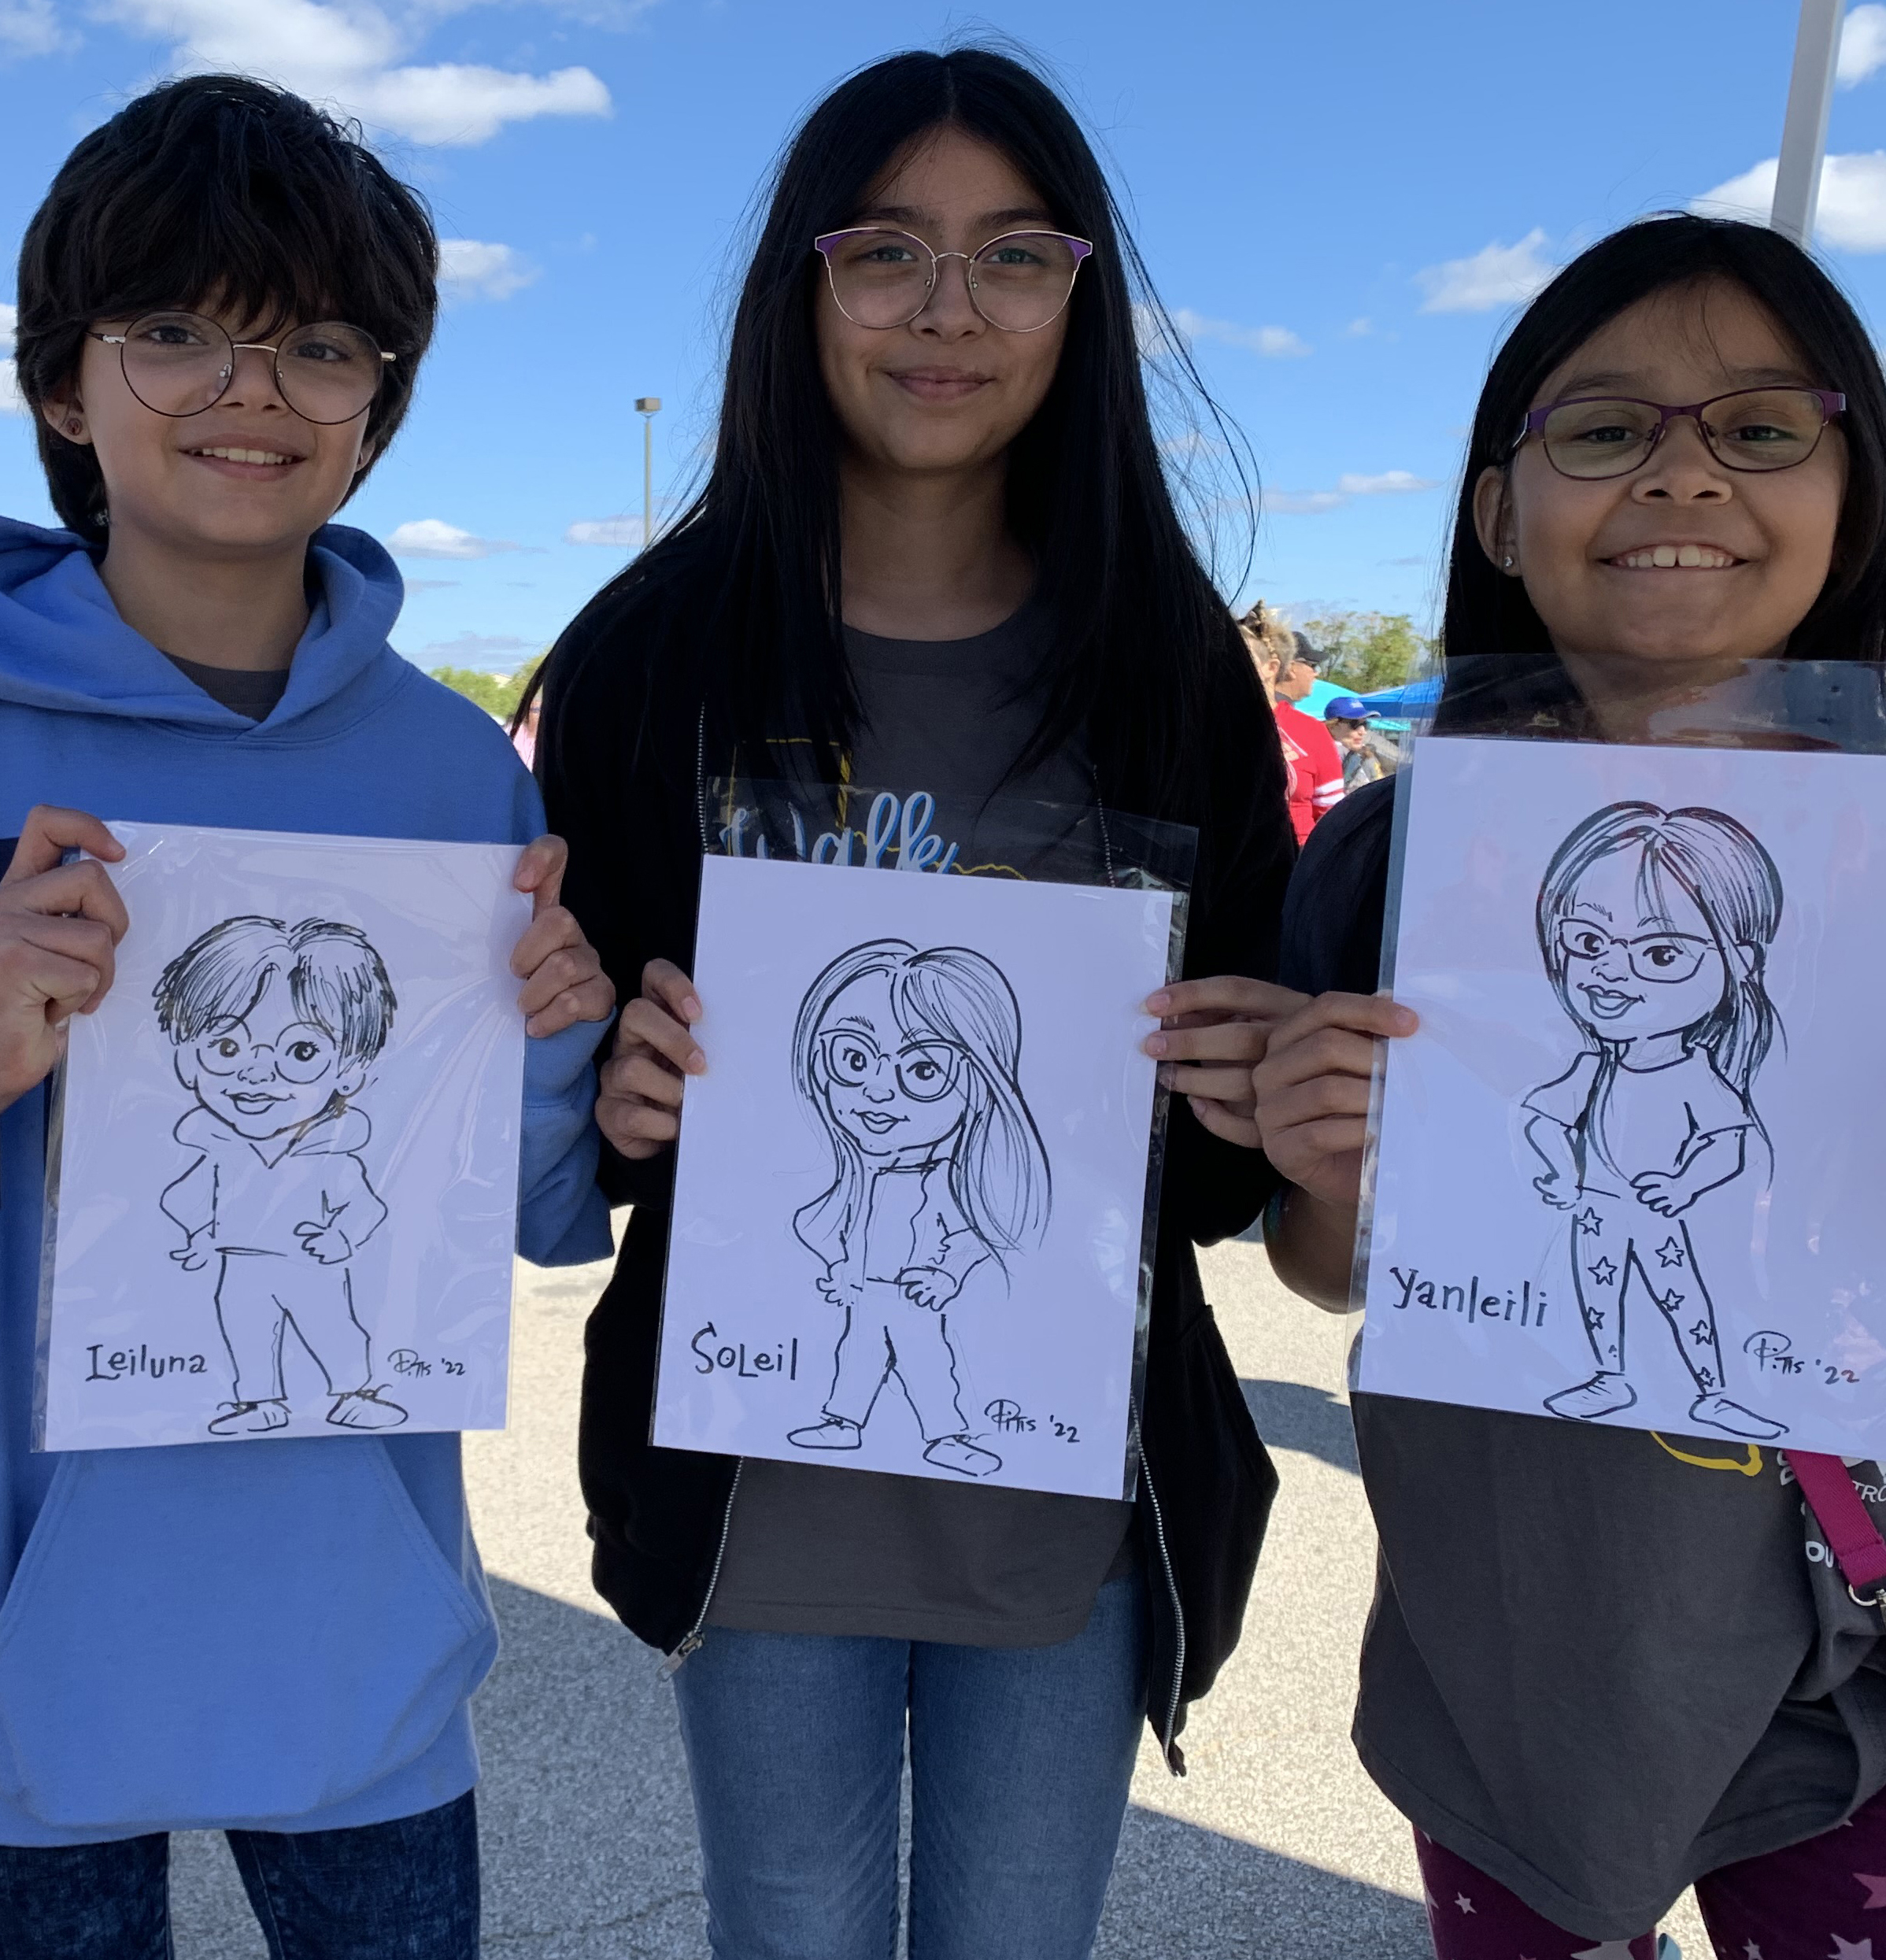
[4,0,1886,669]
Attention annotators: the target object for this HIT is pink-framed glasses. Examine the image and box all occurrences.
[1514,386,1847,480]
[813,226,1093,334]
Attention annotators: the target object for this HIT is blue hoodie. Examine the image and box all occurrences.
[0,516,610,1845]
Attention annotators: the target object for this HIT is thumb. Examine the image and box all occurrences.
[514,834,568,914]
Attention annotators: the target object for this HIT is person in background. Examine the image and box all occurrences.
[1269,629,1343,841]
[1322,695,1396,790]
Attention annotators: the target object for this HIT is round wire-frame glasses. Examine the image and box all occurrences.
[813,227,1094,334]
[1513,386,1847,481]
[87,309,398,425]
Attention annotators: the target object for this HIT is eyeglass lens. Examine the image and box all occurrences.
[823,231,1085,332]
[1540,388,1832,479]
[1554,918,1710,984]
[116,311,386,424]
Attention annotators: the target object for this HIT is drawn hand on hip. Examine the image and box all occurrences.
[898,1267,960,1311]
[1533,1170,1576,1210]
[511,835,616,1037]
[295,1218,353,1263]
[1142,975,1311,1148]
[596,958,704,1159]
[816,1260,864,1308]
[0,805,128,1115]
[1632,1170,1700,1217]
[172,1238,211,1273]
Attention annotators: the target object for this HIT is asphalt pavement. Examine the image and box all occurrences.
[167,1228,1710,1957]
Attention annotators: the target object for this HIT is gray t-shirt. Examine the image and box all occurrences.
[164,653,290,721]
[705,601,1137,1648]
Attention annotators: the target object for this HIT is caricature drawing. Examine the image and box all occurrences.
[1523,802,1785,1440]
[153,916,407,1437]
[786,939,1052,1477]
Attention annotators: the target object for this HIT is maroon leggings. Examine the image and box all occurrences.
[1416,1784,1886,1958]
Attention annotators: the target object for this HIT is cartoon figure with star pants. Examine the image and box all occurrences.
[156,913,407,1437]
[787,938,1051,1478]
[1523,800,1784,1441]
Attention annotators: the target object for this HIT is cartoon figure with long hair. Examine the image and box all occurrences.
[155,915,406,1437]
[1524,802,1785,1440]
[786,939,1051,1477]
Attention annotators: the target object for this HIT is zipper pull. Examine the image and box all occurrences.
[657,1632,704,1681]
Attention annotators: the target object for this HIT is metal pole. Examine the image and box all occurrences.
[1772,0,1844,245]
[634,395,661,553]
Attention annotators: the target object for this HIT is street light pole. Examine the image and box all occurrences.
[634,396,661,554]
[1772,0,1845,245]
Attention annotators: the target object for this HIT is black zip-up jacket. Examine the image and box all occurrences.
[537,596,1293,1770]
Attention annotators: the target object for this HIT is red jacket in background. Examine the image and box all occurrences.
[1273,701,1344,844]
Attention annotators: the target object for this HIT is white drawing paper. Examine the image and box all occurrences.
[654,854,1175,1500]
[39,822,531,1451]
[1360,735,1886,1457]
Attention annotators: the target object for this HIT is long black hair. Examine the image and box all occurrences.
[15,74,438,544]
[534,46,1253,818]
[1442,214,1886,681]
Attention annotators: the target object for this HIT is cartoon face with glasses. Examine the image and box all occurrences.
[1522,802,1785,1440]
[786,940,1051,1478]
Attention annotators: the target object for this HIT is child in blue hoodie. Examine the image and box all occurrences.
[0,74,616,1958]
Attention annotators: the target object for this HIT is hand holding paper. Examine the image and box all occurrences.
[509,834,616,1037]
[597,957,704,1159]
[1142,974,1307,1148]
[0,805,128,1112]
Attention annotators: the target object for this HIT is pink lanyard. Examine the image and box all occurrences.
[1787,1450,1886,1621]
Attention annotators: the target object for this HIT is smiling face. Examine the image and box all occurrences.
[1554,848,1731,1045]
[176,971,359,1141]
[1475,277,1847,674]
[43,298,377,565]
[815,126,1071,484]
[813,971,971,1161]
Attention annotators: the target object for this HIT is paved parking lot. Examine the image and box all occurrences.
[168,1230,1709,1957]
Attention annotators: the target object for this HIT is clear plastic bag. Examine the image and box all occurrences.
[647,777,1197,1501]
[36,821,531,1451]
[1355,660,1886,1458]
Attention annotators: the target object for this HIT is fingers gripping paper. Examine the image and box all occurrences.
[1360,737,1886,1457]
[37,823,531,1450]
[653,855,1174,1501]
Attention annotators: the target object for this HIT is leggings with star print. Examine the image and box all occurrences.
[1568,1189,1725,1396]
[1414,1785,1886,1958]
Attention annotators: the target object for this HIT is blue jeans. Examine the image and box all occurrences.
[671,1572,1147,1960]
[0,1790,478,1960]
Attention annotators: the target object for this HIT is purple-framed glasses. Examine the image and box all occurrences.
[1514,386,1847,480]
[813,226,1093,334]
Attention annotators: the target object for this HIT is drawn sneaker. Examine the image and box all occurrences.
[327,1387,409,1431]
[923,1435,1002,1477]
[787,1416,863,1451]
[1688,1393,1785,1441]
[208,1398,289,1436]
[1543,1372,1638,1421]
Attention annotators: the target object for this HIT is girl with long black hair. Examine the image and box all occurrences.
[532,46,1295,1960]
[1254,214,1886,1957]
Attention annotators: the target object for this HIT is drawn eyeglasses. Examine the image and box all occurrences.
[1553,919,1713,985]
[819,1030,963,1102]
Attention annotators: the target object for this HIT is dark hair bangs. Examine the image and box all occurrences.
[16,73,438,542]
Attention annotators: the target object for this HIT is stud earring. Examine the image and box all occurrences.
[1503,555,1515,569]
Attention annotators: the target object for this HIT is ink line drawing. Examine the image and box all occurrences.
[153,915,409,1437]
[1522,802,1786,1440]
[785,939,1052,1477]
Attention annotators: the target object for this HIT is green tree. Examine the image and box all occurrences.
[428,655,544,722]
[1298,612,1431,694]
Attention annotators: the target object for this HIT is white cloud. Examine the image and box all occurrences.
[418,631,536,668]
[1692,151,1886,251]
[1,0,71,57]
[1841,3,1886,84]
[1262,470,1439,516]
[1337,470,1438,496]
[1170,309,1310,358]
[387,518,518,559]
[0,301,23,416]
[1344,316,1374,337]
[1415,229,1556,313]
[438,239,538,301]
[96,0,612,146]
[565,515,644,546]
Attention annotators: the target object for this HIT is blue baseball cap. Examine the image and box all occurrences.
[1324,694,1380,722]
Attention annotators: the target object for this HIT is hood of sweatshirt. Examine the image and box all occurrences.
[0,516,405,733]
